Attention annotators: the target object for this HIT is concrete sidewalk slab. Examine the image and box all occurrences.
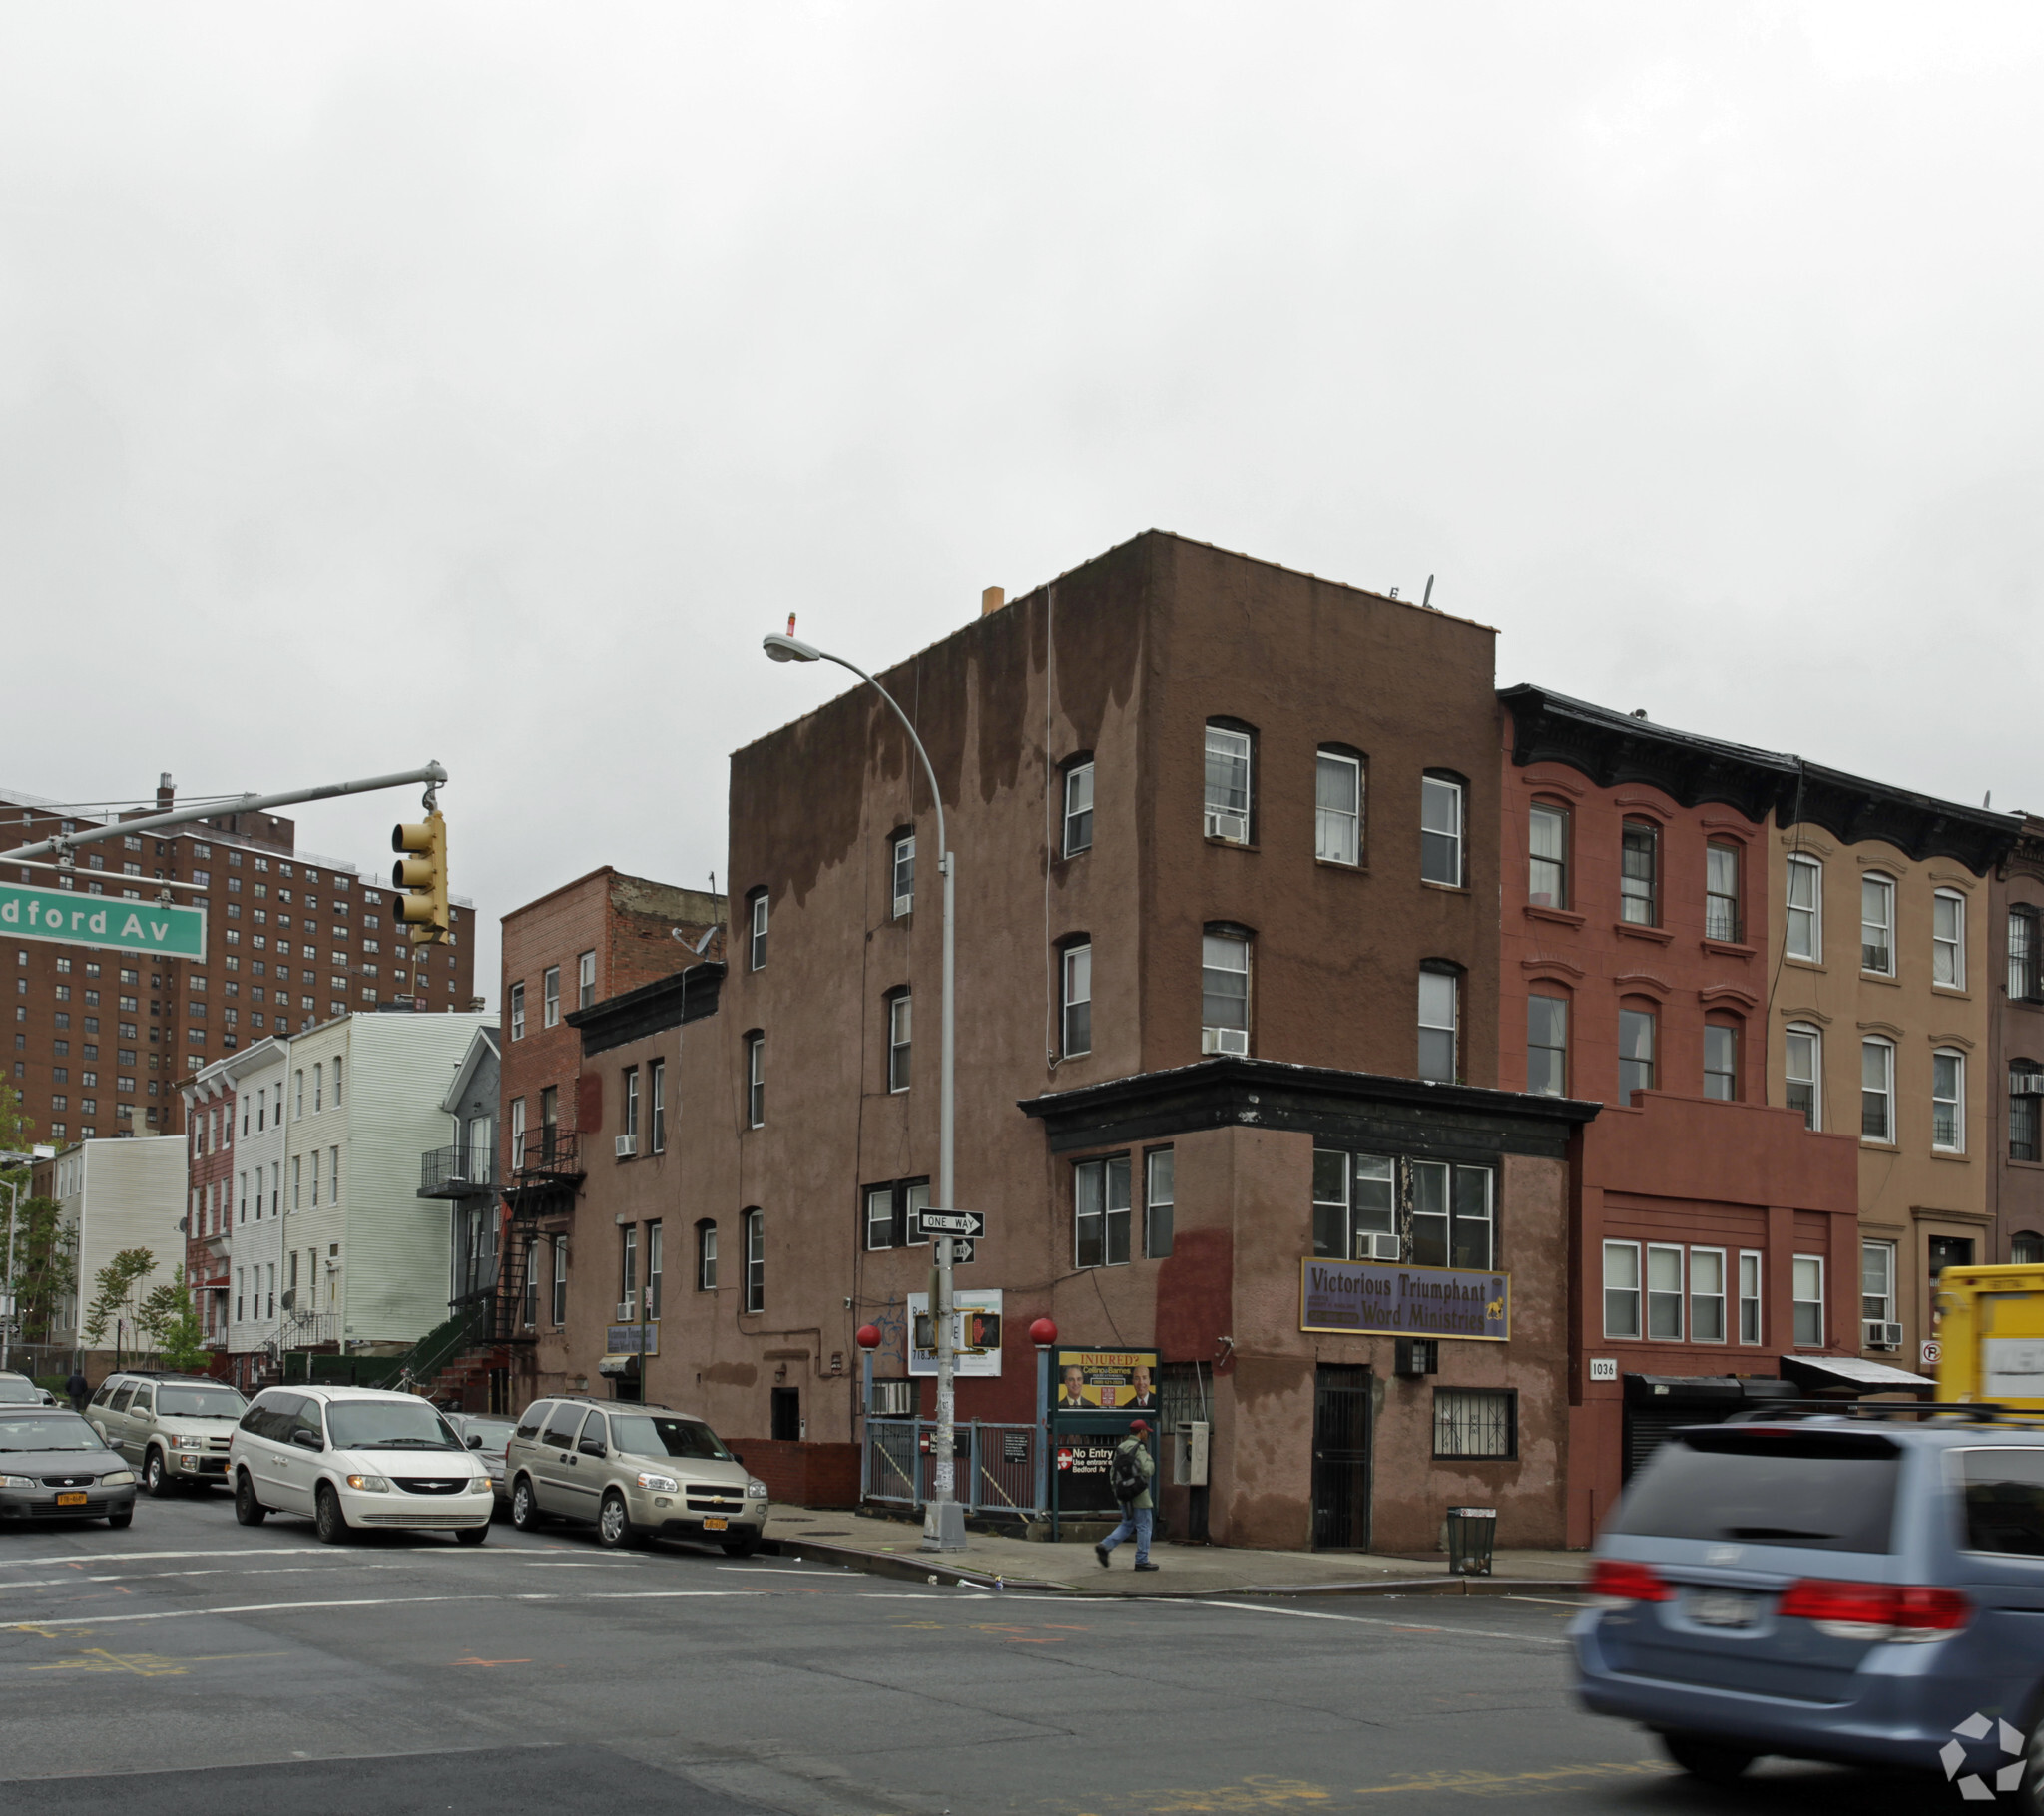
[764,1507,1590,1598]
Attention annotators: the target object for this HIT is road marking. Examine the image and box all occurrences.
[1197,1600,1568,1645]
[1504,1594,1591,1608]
[449,1656,532,1667]
[715,1565,852,1576]
[23,1647,288,1677]
[0,1544,559,1570]
[1349,1760,1671,1796]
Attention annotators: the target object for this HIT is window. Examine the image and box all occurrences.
[1417,969,1458,1083]
[552,1235,568,1326]
[1619,820,1658,925]
[509,1097,526,1169]
[649,1059,666,1154]
[313,1062,322,1112]
[1203,723,1253,843]
[293,1070,303,1117]
[542,967,560,1029]
[891,835,915,917]
[510,982,525,1041]
[1408,1160,1493,1269]
[1314,749,1361,865]
[1861,874,1895,976]
[1793,1255,1824,1346]
[1201,930,1250,1055]
[864,1185,896,1251]
[646,1220,662,1320]
[1690,1248,1727,1342]
[887,992,912,1092]
[862,1178,931,1250]
[2012,908,2040,1002]
[1528,804,1567,907]
[2015,1232,2044,1265]
[1063,761,1094,857]
[1619,1005,1656,1098]
[1786,1024,1822,1130]
[1647,1243,1684,1339]
[1074,1154,1132,1268]
[1604,1241,1642,1339]
[1144,1147,1174,1258]
[746,1033,765,1128]
[696,1219,718,1291]
[2013,1061,2042,1163]
[743,1208,764,1313]
[1433,1389,1515,1460]
[1934,890,1966,989]
[1862,1038,1895,1141]
[620,1225,638,1319]
[292,1155,301,1209]
[748,890,768,970]
[623,1067,641,1144]
[578,949,596,1009]
[1933,1049,1965,1151]
[1526,994,1568,1096]
[1705,842,1740,941]
[1862,1240,1896,1326]
[1738,1250,1763,1344]
[1704,1020,1739,1101]
[1786,854,1822,961]
[1061,943,1092,1058]
[1419,774,1464,886]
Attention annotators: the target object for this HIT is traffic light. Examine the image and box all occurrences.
[390,811,450,945]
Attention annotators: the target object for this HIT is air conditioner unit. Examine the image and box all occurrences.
[1204,810,1249,844]
[1363,1233,1401,1262]
[615,1300,636,1322]
[614,1135,637,1158]
[893,894,913,919]
[1864,1319,1904,1350]
[1202,1027,1250,1056]
[2014,1075,2044,1096]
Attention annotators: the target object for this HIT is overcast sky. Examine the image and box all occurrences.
[5,5,2041,1001]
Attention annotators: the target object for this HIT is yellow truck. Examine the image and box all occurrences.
[1933,1262,2044,1406]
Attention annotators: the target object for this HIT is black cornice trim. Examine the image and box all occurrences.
[569,963,725,1058]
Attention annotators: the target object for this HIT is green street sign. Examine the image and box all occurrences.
[0,884,207,960]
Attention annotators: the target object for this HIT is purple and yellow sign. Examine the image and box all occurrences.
[1299,1258,1510,1341]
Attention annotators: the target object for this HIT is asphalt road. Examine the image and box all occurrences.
[0,1494,1964,1816]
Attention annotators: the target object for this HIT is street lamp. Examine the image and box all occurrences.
[763,630,965,1552]
[0,1146,56,1373]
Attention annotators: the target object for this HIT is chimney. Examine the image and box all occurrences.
[157,773,175,812]
[980,586,1005,617]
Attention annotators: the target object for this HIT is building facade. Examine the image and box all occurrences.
[36,1135,187,1363]
[225,1040,289,1364]
[1990,816,2044,1265]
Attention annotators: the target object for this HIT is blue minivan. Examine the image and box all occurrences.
[1574,1413,2044,1800]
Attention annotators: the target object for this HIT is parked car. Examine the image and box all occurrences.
[504,1397,768,1554]
[229,1385,493,1545]
[0,1372,57,1406]
[1573,1411,2044,1794]
[87,1370,247,1496]
[444,1413,518,1512]
[0,1407,137,1528]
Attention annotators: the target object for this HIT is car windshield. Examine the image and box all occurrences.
[460,1419,516,1448]
[0,1379,43,1403]
[0,1413,107,1453]
[324,1399,463,1451]
[1613,1428,1901,1554]
[609,1415,732,1462]
[157,1385,247,1419]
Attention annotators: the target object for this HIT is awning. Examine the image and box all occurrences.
[597,1353,641,1377]
[1781,1354,1934,1395]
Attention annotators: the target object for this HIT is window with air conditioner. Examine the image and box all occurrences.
[1203,723,1252,844]
[1312,1149,1397,1260]
[1861,1239,1899,1348]
[1201,930,1250,1055]
[2011,1060,2042,1162]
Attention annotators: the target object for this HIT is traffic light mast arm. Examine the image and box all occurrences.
[0,763,449,864]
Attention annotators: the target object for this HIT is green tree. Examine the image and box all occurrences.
[0,1083,52,1350]
[6,1195,76,1347]
[137,1268,208,1373]
[82,1248,156,1352]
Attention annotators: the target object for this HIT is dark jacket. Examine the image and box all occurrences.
[1114,1437,1156,1511]
[65,1372,90,1406]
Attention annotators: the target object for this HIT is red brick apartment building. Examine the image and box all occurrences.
[3,775,476,1144]
[181,1064,240,1349]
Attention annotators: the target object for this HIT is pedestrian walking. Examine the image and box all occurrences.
[1095,1418,1159,1573]
[65,1366,90,1413]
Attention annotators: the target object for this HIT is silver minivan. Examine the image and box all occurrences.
[88,1371,247,1494]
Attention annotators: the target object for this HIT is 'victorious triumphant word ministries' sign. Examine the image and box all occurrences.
[1299,1258,1510,1341]
[0,885,207,960]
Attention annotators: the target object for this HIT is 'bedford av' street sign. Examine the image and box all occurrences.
[1299,1257,1510,1341]
[0,885,207,960]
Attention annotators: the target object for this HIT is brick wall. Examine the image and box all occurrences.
[726,1438,861,1509]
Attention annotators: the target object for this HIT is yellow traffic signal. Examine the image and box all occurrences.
[390,811,450,945]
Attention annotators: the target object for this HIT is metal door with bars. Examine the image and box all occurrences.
[1311,1365,1371,1550]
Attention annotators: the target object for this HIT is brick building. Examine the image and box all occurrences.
[179,1053,243,1351]
[1991,815,2044,1265]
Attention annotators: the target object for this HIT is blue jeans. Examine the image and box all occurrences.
[1102,1504,1152,1564]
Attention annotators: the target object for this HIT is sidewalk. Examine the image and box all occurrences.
[764,1506,1590,1598]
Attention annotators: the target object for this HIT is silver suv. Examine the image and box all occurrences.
[87,1371,248,1496]
[504,1397,768,1554]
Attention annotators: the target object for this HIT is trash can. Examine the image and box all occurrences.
[1446,1506,1497,1576]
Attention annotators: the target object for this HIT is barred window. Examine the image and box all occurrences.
[1433,1388,1515,1459]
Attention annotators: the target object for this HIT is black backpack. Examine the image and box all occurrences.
[1108,1441,1147,1501]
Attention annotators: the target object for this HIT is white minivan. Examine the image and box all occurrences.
[230,1385,494,1545]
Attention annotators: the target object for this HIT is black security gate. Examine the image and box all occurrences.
[1311,1365,1371,1551]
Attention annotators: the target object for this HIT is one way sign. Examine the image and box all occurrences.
[919,1209,984,1237]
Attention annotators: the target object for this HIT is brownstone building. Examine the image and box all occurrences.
[1992,815,2044,1264]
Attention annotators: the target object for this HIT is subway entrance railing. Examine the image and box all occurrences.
[861,1418,1042,1519]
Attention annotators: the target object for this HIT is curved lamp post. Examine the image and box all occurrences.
[763,632,964,1551]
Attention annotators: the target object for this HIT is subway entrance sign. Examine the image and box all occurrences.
[0,884,207,960]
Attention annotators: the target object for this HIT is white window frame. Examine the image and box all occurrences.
[1417,969,1458,1083]
[1689,1246,1727,1344]
[1526,992,1568,1097]
[1528,803,1568,908]
[649,1060,666,1155]
[1703,1021,1738,1101]
[1200,931,1250,1054]
[1619,819,1660,927]
[1420,775,1464,887]
[1063,763,1094,858]
[1934,889,1966,989]
[743,1208,765,1313]
[542,967,560,1029]
[552,1234,568,1326]
[887,992,912,1093]
[1932,1048,1965,1153]
[746,1034,765,1129]
[1785,1023,1822,1131]
[575,948,595,1009]
[1074,1154,1132,1269]
[1646,1242,1684,1341]
[1061,943,1092,1058]
[1792,1254,1824,1346]
[1738,1249,1763,1345]
[891,835,915,918]
[750,892,768,971]
[1618,1005,1656,1098]
[1785,854,1822,962]
[1314,749,1361,866]
[1603,1240,1642,1340]
[624,1066,641,1141]
[864,1184,896,1252]
[1862,1238,1896,1324]
[1203,725,1253,843]
[2011,906,2040,1003]
[1861,1037,1895,1144]
[1705,841,1740,942]
[1144,1146,1174,1259]
[1861,873,1896,977]
[697,1220,718,1291]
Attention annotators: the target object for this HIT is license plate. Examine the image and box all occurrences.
[702,1516,728,1531]
[1690,1591,1759,1629]
[55,1492,88,1507]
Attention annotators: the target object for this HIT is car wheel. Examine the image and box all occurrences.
[1660,1733,1756,1784]
[510,1476,544,1532]
[106,1507,133,1530]
[596,1491,639,1551]
[234,1472,267,1526]
[455,1522,489,1548]
[721,1531,764,1559]
[144,1449,174,1497]
[314,1483,351,1545]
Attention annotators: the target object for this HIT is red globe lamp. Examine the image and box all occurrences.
[855,1324,883,1351]
[1029,1317,1058,1348]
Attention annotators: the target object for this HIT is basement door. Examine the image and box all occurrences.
[1311,1365,1372,1551]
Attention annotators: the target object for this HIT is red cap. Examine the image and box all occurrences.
[1129,1419,1150,1435]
